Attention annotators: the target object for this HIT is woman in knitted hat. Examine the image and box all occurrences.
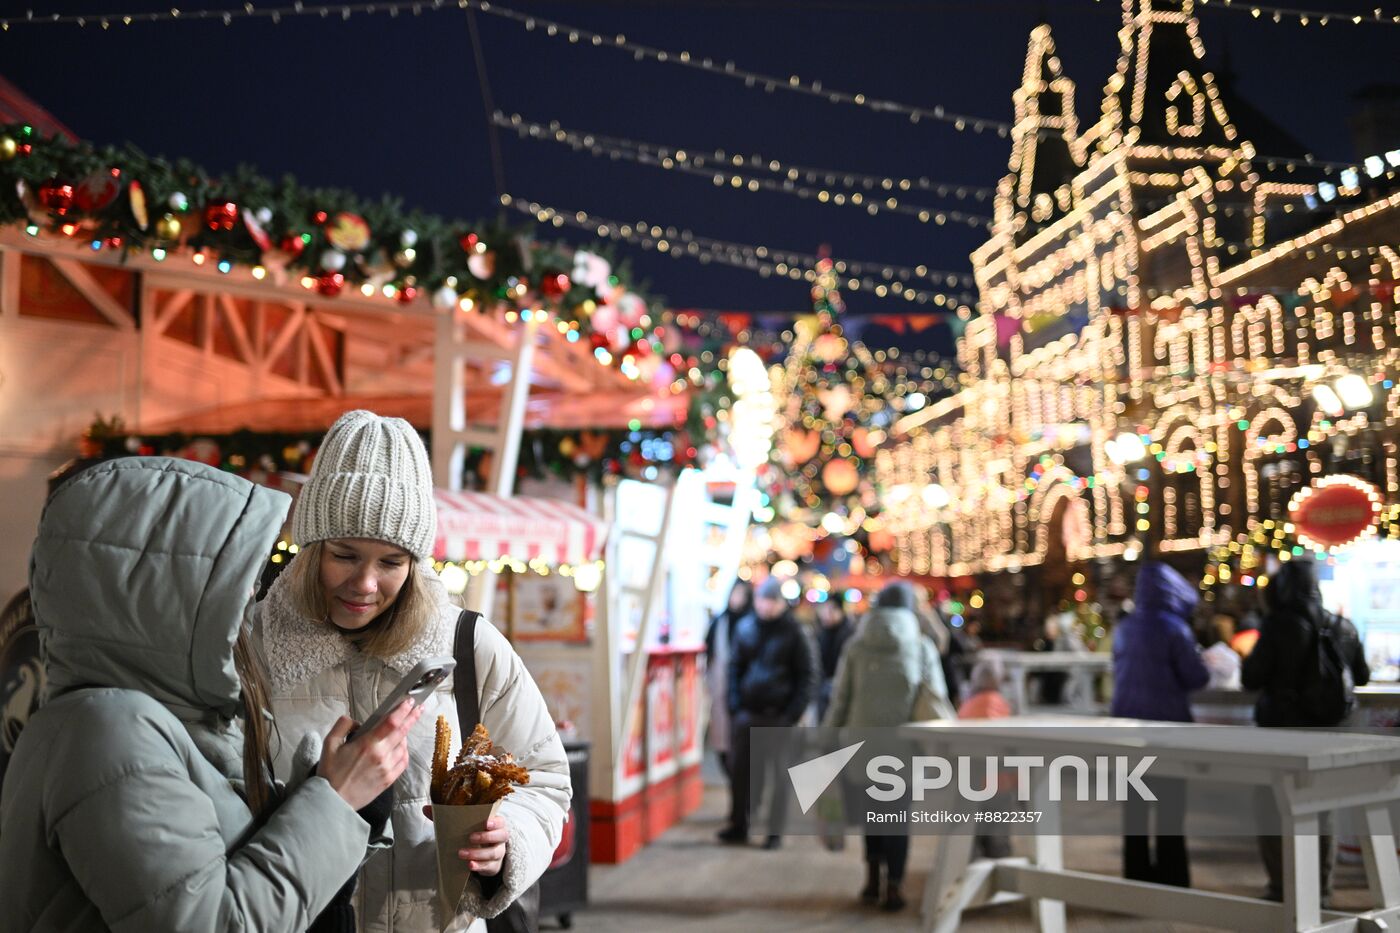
[254,410,571,933]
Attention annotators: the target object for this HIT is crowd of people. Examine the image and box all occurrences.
[706,555,1374,911]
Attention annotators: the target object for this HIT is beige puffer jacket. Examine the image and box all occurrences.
[254,558,571,933]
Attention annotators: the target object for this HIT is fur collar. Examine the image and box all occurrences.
[257,553,458,693]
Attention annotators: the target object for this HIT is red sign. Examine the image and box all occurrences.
[1288,476,1383,550]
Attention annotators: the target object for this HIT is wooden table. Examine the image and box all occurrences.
[979,649,1113,714]
[902,716,1400,933]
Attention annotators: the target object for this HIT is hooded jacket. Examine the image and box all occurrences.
[727,608,817,723]
[1241,558,1369,727]
[822,607,948,729]
[1110,561,1210,723]
[0,458,372,933]
[255,556,571,933]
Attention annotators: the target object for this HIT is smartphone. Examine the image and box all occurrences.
[347,656,456,740]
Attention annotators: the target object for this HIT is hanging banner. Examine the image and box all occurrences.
[1288,475,1384,550]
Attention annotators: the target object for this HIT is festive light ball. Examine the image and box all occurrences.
[822,458,860,496]
[320,249,347,272]
[541,273,571,298]
[400,229,418,248]
[432,285,459,310]
[279,234,306,257]
[315,272,345,296]
[204,202,239,232]
[37,180,75,216]
[167,192,189,212]
[591,303,619,334]
[74,172,121,212]
[559,437,578,457]
[459,232,480,252]
[395,285,418,305]
[254,206,273,225]
[155,214,182,240]
[616,292,648,327]
[467,250,495,280]
[0,136,16,161]
[325,212,371,251]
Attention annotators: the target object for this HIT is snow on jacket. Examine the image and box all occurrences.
[822,607,949,729]
[1110,561,1210,723]
[728,610,818,723]
[1,457,373,933]
[256,558,571,933]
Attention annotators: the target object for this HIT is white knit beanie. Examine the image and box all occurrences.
[292,410,437,560]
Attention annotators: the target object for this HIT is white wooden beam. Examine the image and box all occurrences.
[465,315,542,618]
[152,289,193,335]
[305,315,343,396]
[217,294,256,365]
[200,294,214,356]
[263,303,306,370]
[614,483,678,752]
[50,257,136,331]
[0,248,19,317]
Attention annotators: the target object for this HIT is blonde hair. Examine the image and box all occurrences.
[286,539,438,658]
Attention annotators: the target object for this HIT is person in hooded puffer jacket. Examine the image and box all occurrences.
[1,457,419,933]
[255,410,571,933]
[823,580,950,913]
[1242,556,1369,904]
[1111,560,1210,889]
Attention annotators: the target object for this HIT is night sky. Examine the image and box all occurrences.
[2,0,1397,347]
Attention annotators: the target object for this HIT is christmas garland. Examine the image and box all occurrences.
[90,423,711,486]
[0,122,683,375]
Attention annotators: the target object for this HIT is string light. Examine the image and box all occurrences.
[492,111,995,208]
[1191,0,1400,28]
[0,1,1350,173]
[496,112,991,230]
[499,193,979,307]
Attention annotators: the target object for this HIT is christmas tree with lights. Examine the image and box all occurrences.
[764,255,895,532]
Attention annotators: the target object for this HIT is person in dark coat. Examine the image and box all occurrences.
[1242,556,1369,903]
[721,576,818,849]
[706,579,754,778]
[1111,560,1210,888]
[814,594,856,721]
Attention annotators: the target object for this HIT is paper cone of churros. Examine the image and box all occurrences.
[430,717,530,925]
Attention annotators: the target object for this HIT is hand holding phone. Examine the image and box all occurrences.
[347,656,456,740]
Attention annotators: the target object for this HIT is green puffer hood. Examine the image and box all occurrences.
[29,457,290,718]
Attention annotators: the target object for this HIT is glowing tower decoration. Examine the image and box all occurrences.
[877,0,1400,582]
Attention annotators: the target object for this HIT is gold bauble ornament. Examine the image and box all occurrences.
[155,213,182,240]
[0,136,16,162]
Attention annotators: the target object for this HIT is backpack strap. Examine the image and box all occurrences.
[453,609,483,729]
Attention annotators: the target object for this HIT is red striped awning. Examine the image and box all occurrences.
[270,473,608,565]
[433,489,609,565]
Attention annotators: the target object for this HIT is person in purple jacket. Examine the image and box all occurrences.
[1111,560,1210,888]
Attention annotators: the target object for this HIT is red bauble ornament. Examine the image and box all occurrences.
[315,272,345,297]
[541,273,570,298]
[74,172,121,213]
[38,180,75,216]
[459,232,480,251]
[312,210,328,225]
[279,234,307,257]
[395,285,419,305]
[204,202,238,232]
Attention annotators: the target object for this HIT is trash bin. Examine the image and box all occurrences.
[539,741,589,928]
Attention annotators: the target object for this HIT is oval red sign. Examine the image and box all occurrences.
[1288,476,1383,550]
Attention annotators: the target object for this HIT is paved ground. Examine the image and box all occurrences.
[552,766,1376,932]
